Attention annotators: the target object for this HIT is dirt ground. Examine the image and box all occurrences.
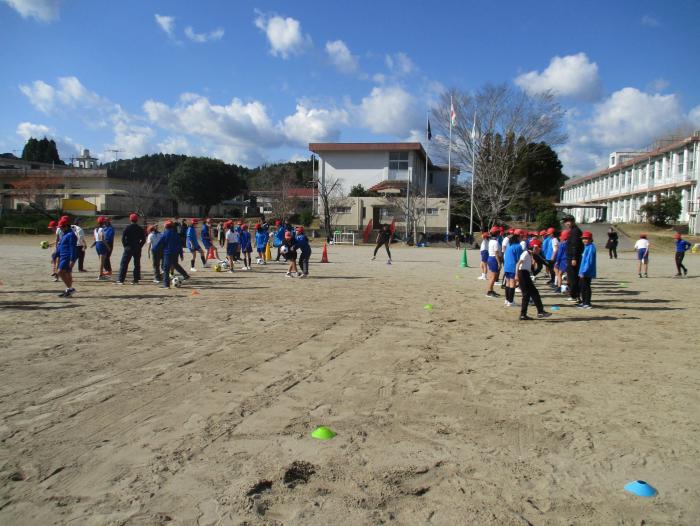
[0,235,698,525]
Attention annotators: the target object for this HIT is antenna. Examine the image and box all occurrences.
[106,149,123,162]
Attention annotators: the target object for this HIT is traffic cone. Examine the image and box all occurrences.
[460,248,468,268]
[206,246,216,260]
[321,243,329,263]
[265,241,272,261]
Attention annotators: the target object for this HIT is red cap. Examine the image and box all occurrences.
[481,231,490,237]
[48,220,57,228]
[190,218,198,224]
[530,239,542,248]
[242,224,248,230]
[296,226,304,233]
[507,228,514,234]
[275,220,281,226]
[674,233,681,239]
[164,220,174,228]
[582,231,593,239]
[129,213,138,222]
[539,230,547,236]
[284,231,292,239]
[547,227,556,234]
[255,223,261,229]
[490,226,499,233]
[97,216,106,224]
[498,226,504,232]
[58,218,70,227]
[560,230,570,241]
[60,215,69,221]
[640,233,647,239]
[529,231,538,236]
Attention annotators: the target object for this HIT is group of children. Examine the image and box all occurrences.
[633,232,693,278]
[478,219,598,319]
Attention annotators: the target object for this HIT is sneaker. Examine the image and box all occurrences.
[387,259,392,265]
[298,274,306,279]
[52,276,60,282]
[537,312,552,318]
[485,291,500,298]
[504,301,515,307]
[58,290,67,297]
[131,281,138,285]
[97,275,109,281]
[519,315,532,321]
[190,268,197,272]
[565,297,578,302]
[515,287,521,293]
[553,287,561,293]
[673,273,682,278]
[285,272,294,277]
[581,304,592,309]
[115,281,125,285]
[494,280,501,286]
[644,273,648,278]
[477,274,486,280]
[153,279,161,283]
[371,256,376,261]
[65,288,75,297]
[229,269,234,273]
[160,284,170,289]
[638,273,643,278]
[297,272,303,277]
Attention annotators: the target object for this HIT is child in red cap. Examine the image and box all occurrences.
[282,230,298,277]
[674,233,691,277]
[578,231,597,309]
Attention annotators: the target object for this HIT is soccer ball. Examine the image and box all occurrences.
[172,276,183,287]
[213,264,222,272]
[280,245,289,255]
[40,240,49,249]
[220,261,230,270]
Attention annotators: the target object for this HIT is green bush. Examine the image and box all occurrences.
[640,192,682,227]
[298,209,313,226]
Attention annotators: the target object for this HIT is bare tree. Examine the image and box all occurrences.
[271,172,299,219]
[385,187,426,244]
[431,84,566,227]
[11,174,64,217]
[125,175,164,222]
[317,176,343,241]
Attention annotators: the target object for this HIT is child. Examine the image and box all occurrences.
[48,220,61,281]
[502,231,522,307]
[578,231,596,309]
[673,233,691,277]
[201,218,219,260]
[93,216,109,280]
[282,230,298,277]
[103,217,115,276]
[255,223,268,264]
[186,219,207,272]
[485,227,501,298]
[153,220,190,288]
[634,233,650,278]
[516,238,550,320]
[554,229,569,293]
[547,228,559,285]
[55,217,78,297]
[294,226,312,277]
[479,232,489,280]
[224,221,239,272]
[240,224,252,270]
[146,224,163,283]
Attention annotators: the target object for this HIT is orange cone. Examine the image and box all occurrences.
[191,290,200,296]
[206,246,216,260]
[321,243,329,263]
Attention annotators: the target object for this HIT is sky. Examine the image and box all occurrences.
[1,0,699,178]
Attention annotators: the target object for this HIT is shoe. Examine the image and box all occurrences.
[515,287,521,293]
[644,273,648,278]
[97,275,109,281]
[638,273,642,278]
[494,280,501,286]
[565,297,578,302]
[229,269,234,273]
[78,269,87,273]
[674,273,682,278]
[485,291,500,298]
[297,272,303,276]
[298,274,306,279]
[387,259,392,265]
[504,301,515,307]
[160,284,170,289]
[52,277,59,282]
[553,287,561,293]
[131,281,138,285]
[575,302,585,308]
[58,291,67,297]
[581,304,592,309]
[190,268,197,272]
[477,275,486,280]
[285,272,293,277]
[115,281,125,285]
[371,256,376,261]
[153,279,161,283]
[65,288,75,297]
[537,312,552,318]
[519,315,532,321]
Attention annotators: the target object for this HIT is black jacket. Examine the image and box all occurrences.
[566,225,584,260]
[122,224,146,250]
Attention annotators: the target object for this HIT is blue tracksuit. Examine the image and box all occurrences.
[104,225,115,246]
[543,236,553,260]
[503,242,523,275]
[186,226,200,250]
[57,229,77,270]
[154,229,186,286]
[274,225,285,247]
[579,243,597,278]
[676,239,691,252]
[201,224,212,249]
[240,230,252,252]
[294,234,311,256]
[255,230,268,251]
[556,240,568,272]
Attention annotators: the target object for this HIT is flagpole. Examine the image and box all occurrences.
[424,111,429,235]
[446,97,453,239]
[469,111,476,238]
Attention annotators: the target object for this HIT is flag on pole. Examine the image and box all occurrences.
[450,97,457,127]
[427,119,432,140]
[471,112,477,141]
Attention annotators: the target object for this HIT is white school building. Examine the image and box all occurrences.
[559,134,700,233]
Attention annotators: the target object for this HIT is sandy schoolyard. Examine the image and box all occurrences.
[0,235,698,525]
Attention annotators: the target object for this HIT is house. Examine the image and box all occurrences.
[560,133,700,233]
[309,142,458,235]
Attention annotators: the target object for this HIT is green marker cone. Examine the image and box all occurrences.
[424,303,433,310]
[311,426,336,440]
[460,248,468,268]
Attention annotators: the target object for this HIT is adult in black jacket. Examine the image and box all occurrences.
[563,215,584,303]
[606,227,619,259]
[117,213,147,284]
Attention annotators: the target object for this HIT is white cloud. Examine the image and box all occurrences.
[184,25,224,43]
[358,85,421,136]
[155,14,175,37]
[254,12,311,59]
[325,40,359,74]
[385,52,415,76]
[515,52,602,101]
[19,76,110,114]
[3,0,61,22]
[689,105,700,128]
[281,104,348,145]
[158,136,191,155]
[15,121,82,160]
[109,118,155,159]
[16,121,51,140]
[641,15,659,27]
[648,78,669,92]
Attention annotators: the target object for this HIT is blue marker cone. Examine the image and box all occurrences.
[624,480,657,497]
[551,305,560,312]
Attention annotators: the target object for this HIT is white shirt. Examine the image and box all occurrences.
[634,239,650,250]
[518,250,533,272]
[501,236,510,254]
[520,240,527,251]
[72,225,86,247]
[94,227,104,242]
[226,230,240,244]
[487,239,500,257]
[551,237,559,253]
[480,239,489,251]
[147,231,161,247]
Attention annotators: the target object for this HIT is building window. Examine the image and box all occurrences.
[425,208,439,215]
[332,206,352,214]
[388,151,409,180]
[677,151,685,175]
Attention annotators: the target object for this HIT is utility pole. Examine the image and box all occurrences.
[106,149,123,162]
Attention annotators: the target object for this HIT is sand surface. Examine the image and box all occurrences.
[0,235,698,525]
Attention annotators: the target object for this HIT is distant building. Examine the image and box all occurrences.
[560,133,700,233]
[309,142,458,234]
[72,149,99,169]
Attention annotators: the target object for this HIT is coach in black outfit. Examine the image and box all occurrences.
[563,215,584,303]
[117,213,146,284]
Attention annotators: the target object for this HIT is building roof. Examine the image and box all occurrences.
[368,180,405,194]
[310,142,428,164]
[563,134,700,189]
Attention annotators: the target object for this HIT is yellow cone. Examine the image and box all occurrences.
[265,240,272,261]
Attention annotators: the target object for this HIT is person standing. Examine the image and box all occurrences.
[371,223,392,264]
[674,233,691,277]
[240,223,252,270]
[294,226,312,277]
[562,215,583,303]
[634,233,650,278]
[55,217,78,297]
[178,218,188,247]
[93,216,109,280]
[116,213,146,285]
[516,238,550,320]
[454,225,462,250]
[146,224,163,283]
[224,221,240,272]
[255,223,268,264]
[273,220,286,261]
[606,227,619,259]
[554,229,569,294]
[201,218,219,260]
[282,230,299,277]
[71,219,87,272]
[485,228,501,298]
[502,231,522,307]
[479,232,489,280]
[154,220,189,288]
[186,219,207,272]
[578,231,597,309]
[103,217,115,275]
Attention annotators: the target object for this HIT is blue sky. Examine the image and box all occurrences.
[1,0,699,176]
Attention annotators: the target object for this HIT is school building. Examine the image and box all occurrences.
[559,133,700,233]
[309,142,456,234]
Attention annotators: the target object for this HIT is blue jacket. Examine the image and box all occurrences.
[155,228,184,257]
[255,230,268,248]
[543,236,553,260]
[503,242,523,274]
[274,225,286,247]
[676,239,691,253]
[57,229,77,261]
[240,230,252,251]
[104,225,115,245]
[556,240,568,269]
[294,234,311,255]
[579,243,597,278]
[186,226,199,249]
[201,224,211,245]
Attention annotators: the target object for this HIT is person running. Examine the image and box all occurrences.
[502,230,523,307]
[606,227,619,259]
[562,215,583,303]
[516,238,551,320]
[372,223,393,264]
[116,213,146,285]
[153,220,189,288]
[578,230,596,309]
[273,220,286,261]
[186,219,207,272]
[479,232,489,280]
[295,226,312,277]
[178,218,188,247]
[674,233,691,277]
[103,217,115,276]
[146,224,163,283]
[201,218,219,260]
[254,223,268,264]
[55,217,78,297]
[485,228,501,298]
[240,224,252,270]
[93,216,109,280]
[224,221,240,272]
[634,233,650,278]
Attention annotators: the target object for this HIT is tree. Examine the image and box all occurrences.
[125,175,165,221]
[317,176,343,241]
[640,192,682,226]
[385,187,427,244]
[169,157,245,216]
[431,84,566,228]
[349,184,377,197]
[10,175,64,216]
[21,137,64,165]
